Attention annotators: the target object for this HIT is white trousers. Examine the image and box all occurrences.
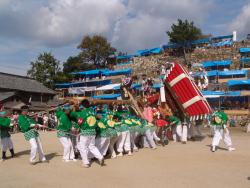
[89,137,110,158]
[246,123,250,133]
[143,129,156,148]
[212,128,232,147]
[130,132,139,151]
[1,137,13,152]
[109,136,119,156]
[117,131,131,153]
[78,135,103,165]
[29,137,46,162]
[173,125,187,142]
[59,137,75,160]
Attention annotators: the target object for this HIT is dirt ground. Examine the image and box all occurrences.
[0,127,250,188]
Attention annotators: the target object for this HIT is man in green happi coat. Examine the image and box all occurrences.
[0,110,14,160]
[115,113,132,157]
[18,106,47,164]
[88,113,110,159]
[55,104,75,162]
[211,110,235,152]
[71,100,104,168]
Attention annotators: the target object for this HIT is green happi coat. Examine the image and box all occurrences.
[131,118,143,133]
[169,116,181,126]
[0,117,11,139]
[211,111,228,129]
[114,118,130,133]
[55,108,72,138]
[106,119,117,137]
[71,108,97,136]
[18,115,39,141]
[125,118,137,133]
[96,118,110,138]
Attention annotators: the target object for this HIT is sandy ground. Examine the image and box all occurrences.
[0,127,250,188]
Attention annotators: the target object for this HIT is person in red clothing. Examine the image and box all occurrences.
[155,115,169,136]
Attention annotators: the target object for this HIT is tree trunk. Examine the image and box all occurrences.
[183,47,188,65]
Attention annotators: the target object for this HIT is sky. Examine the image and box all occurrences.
[1,0,250,75]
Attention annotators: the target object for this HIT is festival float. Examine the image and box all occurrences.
[164,62,212,120]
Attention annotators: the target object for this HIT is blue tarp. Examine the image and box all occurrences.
[218,70,247,77]
[211,40,233,47]
[71,69,108,78]
[211,35,233,40]
[150,47,163,54]
[136,47,162,56]
[55,80,112,89]
[72,68,132,77]
[92,94,121,99]
[240,57,250,63]
[227,79,250,87]
[152,83,163,89]
[202,90,241,97]
[225,91,242,96]
[103,68,132,76]
[192,70,247,78]
[207,70,218,77]
[239,48,250,53]
[202,90,225,96]
[129,83,162,90]
[202,60,232,68]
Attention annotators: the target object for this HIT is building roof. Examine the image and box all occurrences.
[0,72,55,95]
[0,91,16,102]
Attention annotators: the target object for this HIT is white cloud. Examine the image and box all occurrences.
[0,0,214,54]
[0,0,126,47]
[229,3,250,39]
[112,0,213,53]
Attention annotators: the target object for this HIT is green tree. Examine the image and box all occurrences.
[77,35,116,67]
[167,19,202,63]
[27,52,61,89]
[63,55,95,75]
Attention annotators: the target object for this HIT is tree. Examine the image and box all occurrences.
[167,19,202,64]
[63,55,95,75]
[27,52,61,89]
[77,35,116,67]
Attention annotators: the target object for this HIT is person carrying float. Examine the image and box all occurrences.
[74,99,104,168]
[0,110,14,160]
[114,114,132,157]
[18,106,47,164]
[89,113,110,158]
[55,104,76,162]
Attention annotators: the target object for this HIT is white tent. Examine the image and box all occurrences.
[68,87,96,94]
[96,84,121,91]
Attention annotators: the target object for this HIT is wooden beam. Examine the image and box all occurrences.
[123,87,144,118]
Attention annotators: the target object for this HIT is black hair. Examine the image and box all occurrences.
[81,99,90,108]
[113,115,120,121]
[108,104,114,111]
